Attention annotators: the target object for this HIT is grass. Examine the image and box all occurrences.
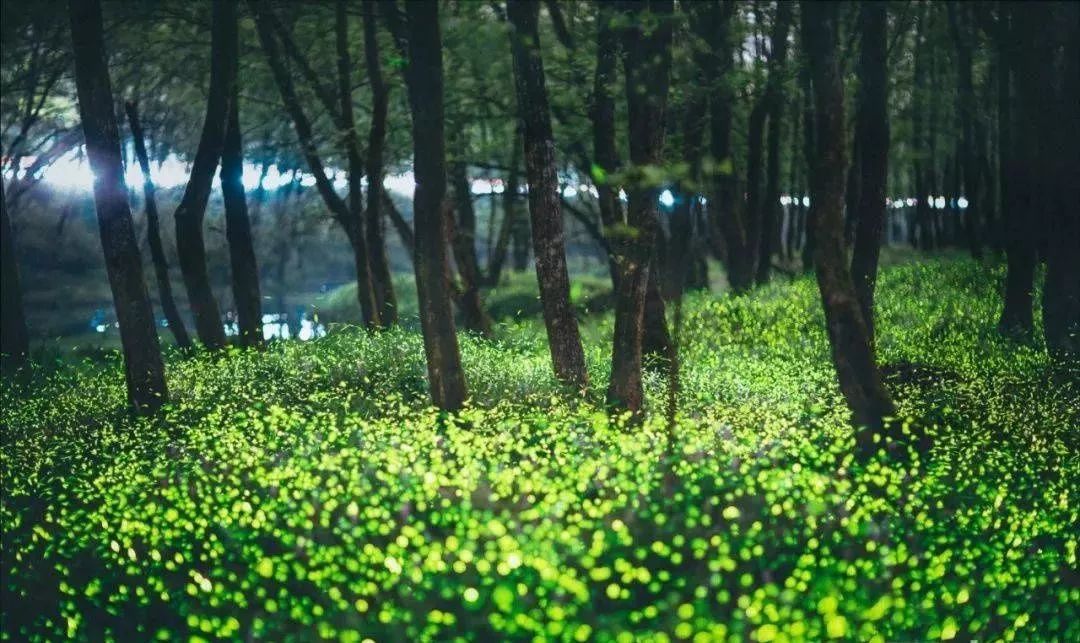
[1,256,1076,641]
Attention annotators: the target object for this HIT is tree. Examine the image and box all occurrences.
[173,0,236,350]
[946,2,982,259]
[389,0,467,410]
[0,177,30,371]
[221,89,263,348]
[802,0,894,445]
[124,100,193,350]
[363,0,397,326]
[755,1,793,284]
[69,0,167,413]
[251,0,385,330]
[506,0,588,389]
[607,0,674,412]
[850,0,890,342]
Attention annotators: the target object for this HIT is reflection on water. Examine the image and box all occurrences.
[90,310,326,343]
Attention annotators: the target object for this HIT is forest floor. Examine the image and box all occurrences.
[2,256,1076,641]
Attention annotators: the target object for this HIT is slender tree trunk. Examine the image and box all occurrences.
[363,0,397,325]
[221,93,263,347]
[507,0,588,388]
[1041,2,1080,358]
[398,0,467,410]
[850,0,889,343]
[484,132,521,286]
[592,0,622,290]
[124,101,193,350]
[802,0,894,443]
[70,0,167,413]
[607,0,673,412]
[174,0,236,350]
[744,101,767,279]
[757,0,793,284]
[337,0,380,329]
[448,156,494,337]
[252,0,379,328]
[912,6,932,251]
[799,45,817,271]
[947,3,982,259]
[0,178,30,371]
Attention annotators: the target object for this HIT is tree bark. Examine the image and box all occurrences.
[507,0,588,389]
[448,155,494,337]
[252,0,379,329]
[947,3,982,259]
[756,0,793,284]
[0,178,30,371]
[850,0,889,343]
[221,92,263,348]
[70,0,167,413]
[606,0,673,412]
[802,0,894,443]
[337,0,381,329]
[1041,2,1080,358]
[124,100,193,350]
[174,0,235,350]
[592,0,623,290]
[397,0,467,410]
[363,0,397,325]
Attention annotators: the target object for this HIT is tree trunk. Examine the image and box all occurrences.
[802,0,894,443]
[592,0,622,290]
[221,92,263,348]
[947,3,982,259]
[448,156,494,337]
[799,48,817,272]
[1041,2,1080,358]
[0,178,30,371]
[124,100,193,350]
[606,0,673,412]
[70,0,167,413]
[253,0,379,328]
[850,0,889,343]
[337,0,381,329]
[174,0,236,350]
[484,131,521,286]
[398,0,467,410]
[363,0,397,325]
[757,0,793,284]
[507,0,588,388]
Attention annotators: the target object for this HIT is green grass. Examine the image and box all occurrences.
[2,257,1076,641]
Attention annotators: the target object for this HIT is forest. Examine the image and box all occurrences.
[1,0,1077,640]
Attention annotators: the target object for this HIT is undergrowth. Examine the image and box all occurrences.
[1,257,1076,641]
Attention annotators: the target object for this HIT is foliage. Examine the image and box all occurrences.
[2,257,1075,641]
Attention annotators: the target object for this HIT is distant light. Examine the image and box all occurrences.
[578,183,589,193]
[780,195,791,206]
[618,189,628,203]
[561,185,576,198]
[659,189,675,208]
[906,198,916,207]
[957,196,969,210]
[934,196,946,210]
[95,324,106,333]
[802,196,810,208]
[698,195,707,206]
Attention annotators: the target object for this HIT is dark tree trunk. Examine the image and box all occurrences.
[999,3,1039,338]
[592,0,622,290]
[744,101,766,279]
[448,156,494,337]
[174,0,236,350]
[221,93,263,348]
[947,3,982,259]
[398,0,467,410]
[337,0,381,329]
[666,86,708,299]
[912,5,933,250]
[607,0,673,412]
[0,178,30,371]
[363,0,397,325]
[850,0,889,343]
[70,0,167,413]
[124,100,193,350]
[757,0,793,284]
[1041,2,1080,358]
[484,132,521,286]
[802,0,894,443]
[507,0,588,388]
[799,44,817,271]
[253,0,379,329]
